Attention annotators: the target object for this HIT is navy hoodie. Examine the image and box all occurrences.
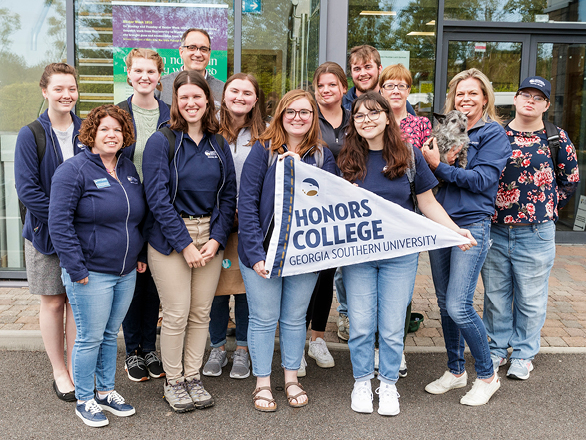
[142,129,237,255]
[14,110,83,255]
[49,147,147,282]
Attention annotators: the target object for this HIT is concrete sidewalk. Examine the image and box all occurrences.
[1,244,585,351]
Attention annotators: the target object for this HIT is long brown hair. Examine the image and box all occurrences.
[169,70,219,133]
[338,92,410,182]
[219,73,266,144]
[258,89,322,157]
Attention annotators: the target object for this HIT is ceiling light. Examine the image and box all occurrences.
[359,11,396,16]
[426,20,435,25]
[406,31,435,36]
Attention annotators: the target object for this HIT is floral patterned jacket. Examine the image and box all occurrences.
[400,113,432,150]
[493,125,579,224]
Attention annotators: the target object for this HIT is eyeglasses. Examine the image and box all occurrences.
[284,108,313,120]
[181,45,211,54]
[353,110,382,123]
[381,83,410,91]
[517,91,548,102]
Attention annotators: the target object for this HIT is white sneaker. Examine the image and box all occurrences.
[425,371,468,395]
[297,353,307,377]
[460,374,500,406]
[308,337,335,368]
[351,380,373,413]
[376,382,400,416]
[374,348,379,371]
[399,353,407,378]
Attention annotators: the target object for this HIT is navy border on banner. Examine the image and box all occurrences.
[270,158,296,277]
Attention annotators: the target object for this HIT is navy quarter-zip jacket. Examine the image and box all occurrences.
[49,147,147,282]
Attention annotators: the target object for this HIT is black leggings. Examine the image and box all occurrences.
[305,268,336,332]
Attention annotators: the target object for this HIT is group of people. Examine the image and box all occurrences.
[14,26,579,428]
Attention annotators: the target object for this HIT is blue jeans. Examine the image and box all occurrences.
[63,269,136,401]
[343,254,418,384]
[240,259,318,377]
[334,267,347,315]
[209,294,249,348]
[481,222,555,361]
[429,217,493,379]
[122,266,160,356]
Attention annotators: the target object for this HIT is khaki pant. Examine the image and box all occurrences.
[148,217,223,380]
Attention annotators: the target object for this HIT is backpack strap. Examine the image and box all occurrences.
[116,99,131,115]
[405,145,419,214]
[20,121,47,224]
[158,127,176,164]
[543,120,560,173]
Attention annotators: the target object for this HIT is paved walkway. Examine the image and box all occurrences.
[1,244,585,350]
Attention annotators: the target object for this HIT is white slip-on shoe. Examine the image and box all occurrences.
[351,380,373,414]
[460,374,500,406]
[425,371,468,395]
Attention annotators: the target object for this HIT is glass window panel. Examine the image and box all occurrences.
[241,0,320,118]
[347,0,438,117]
[0,0,67,273]
[447,41,521,119]
[537,42,586,231]
[75,0,234,117]
[445,0,586,23]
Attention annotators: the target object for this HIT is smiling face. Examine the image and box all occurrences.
[179,31,211,74]
[93,116,123,157]
[514,87,550,119]
[282,98,313,141]
[454,77,487,128]
[127,57,161,96]
[177,83,208,127]
[350,58,382,94]
[353,103,389,148]
[42,73,78,115]
[224,78,257,118]
[315,73,346,107]
[380,78,410,113]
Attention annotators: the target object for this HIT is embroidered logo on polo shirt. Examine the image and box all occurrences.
[127,176,139,184]
[204,150,219,159]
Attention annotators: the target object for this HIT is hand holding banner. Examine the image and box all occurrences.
[264,157,470,278]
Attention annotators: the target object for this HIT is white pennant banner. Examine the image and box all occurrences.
[264,157,469,278]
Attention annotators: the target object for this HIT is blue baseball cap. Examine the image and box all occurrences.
[518,76,551,99]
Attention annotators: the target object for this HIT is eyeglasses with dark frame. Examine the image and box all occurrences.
[353,109,383,123]
[283,108,313,121]
[381,83,410,91]
[517,91,548,103]
[181,45,211,54]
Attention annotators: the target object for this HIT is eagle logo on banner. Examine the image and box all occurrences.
[264,157,470,278]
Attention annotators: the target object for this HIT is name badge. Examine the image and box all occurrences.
[94,178,110,188]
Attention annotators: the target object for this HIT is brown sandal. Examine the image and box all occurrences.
[252,386,277,412]
[285,382,308,408]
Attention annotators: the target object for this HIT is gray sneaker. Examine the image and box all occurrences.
[202,347,228,377]
[164,378,195,413]
[337,313,349,341]
[230,349,251,379]
[184,376,214,409]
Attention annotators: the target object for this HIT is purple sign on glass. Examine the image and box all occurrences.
[112,3,228,50]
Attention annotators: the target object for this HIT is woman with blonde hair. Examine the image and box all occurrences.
[238,89,337,411]
[118,47,169,382]
[421,68,511,406]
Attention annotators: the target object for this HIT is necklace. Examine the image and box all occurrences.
[106,167,116,176]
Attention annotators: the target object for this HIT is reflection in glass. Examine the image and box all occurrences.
[446,41,521,119]
[445,0,586,23]
[347,0,437,117]
[537,43,586,230]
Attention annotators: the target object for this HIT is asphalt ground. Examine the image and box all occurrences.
[1,349,584,440]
